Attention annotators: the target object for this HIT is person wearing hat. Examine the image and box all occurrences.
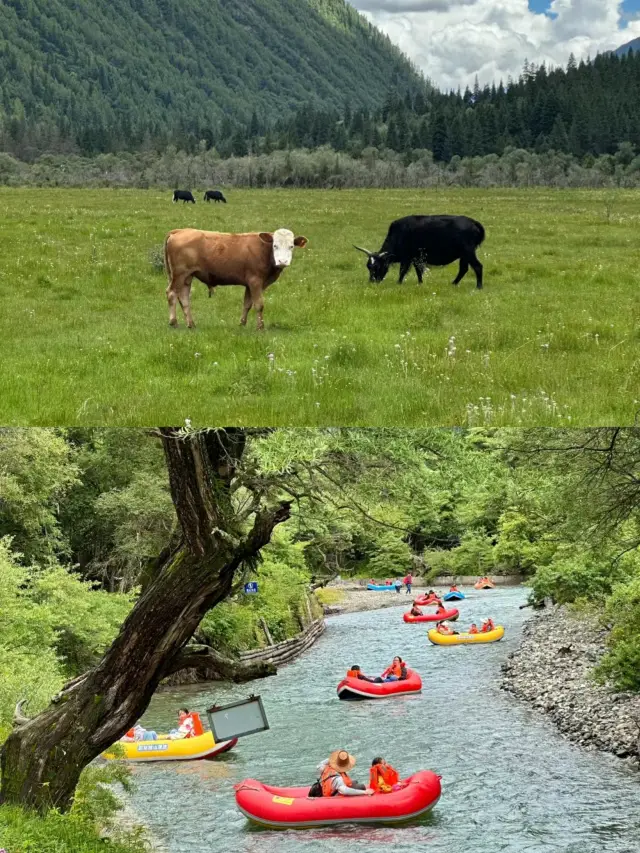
[436,620,456,636]
[317,750,373,796]
[481,617,496,633]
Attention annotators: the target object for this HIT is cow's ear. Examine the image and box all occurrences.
[294,236,308,248]
[259,232,274,245]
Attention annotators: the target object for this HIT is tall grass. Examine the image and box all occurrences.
[0,187,638,425]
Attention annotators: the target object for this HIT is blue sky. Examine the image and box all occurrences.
[353,0,640,89]
[529,0,639,21]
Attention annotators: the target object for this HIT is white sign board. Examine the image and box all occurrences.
[207,695,269,742]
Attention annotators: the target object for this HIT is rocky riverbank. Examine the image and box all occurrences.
[321,583,422,615]
[501,605,640,767]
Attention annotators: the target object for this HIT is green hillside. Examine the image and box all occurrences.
[0,0,423,156]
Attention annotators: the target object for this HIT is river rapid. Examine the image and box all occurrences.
[127,587,640,853]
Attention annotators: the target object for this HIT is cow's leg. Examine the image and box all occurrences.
[452,258,469,286]
[177,277,195,328]
[245,281,266,331]
[468,251,483,289]
[254,293,266,331]
[167,282,179,327]
[398,261,411,283]
[240,287,252,326]
[414,262,425,284]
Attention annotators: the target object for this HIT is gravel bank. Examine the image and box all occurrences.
[322,584,427,615]
[501,605,640,767]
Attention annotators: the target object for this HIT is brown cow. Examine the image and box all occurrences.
[164,228,308,330]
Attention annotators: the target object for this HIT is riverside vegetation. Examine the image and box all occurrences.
[1,427,639,847]
[1,187,638,425]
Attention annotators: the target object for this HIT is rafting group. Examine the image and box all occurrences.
[401,582,504,645]
[105,577,504,830]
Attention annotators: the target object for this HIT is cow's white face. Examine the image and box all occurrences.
[271,228,296,267]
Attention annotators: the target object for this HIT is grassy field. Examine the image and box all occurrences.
[0,187,638,426]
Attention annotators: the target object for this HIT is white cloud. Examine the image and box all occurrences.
[352,0,640,90]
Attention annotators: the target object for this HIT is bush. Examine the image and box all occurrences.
[200,531,313,653]
[314,588,344,606]
[529,547,634,605]
[596,575,640,692]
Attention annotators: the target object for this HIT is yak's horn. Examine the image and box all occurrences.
[13,699,29,727]
[353,245,373,256]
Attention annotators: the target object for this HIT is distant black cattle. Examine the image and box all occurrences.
[355,214,486,289]
[173,190,196,204]
[204,190,227,203]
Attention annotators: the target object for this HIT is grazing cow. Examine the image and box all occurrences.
[173,190,196,204]
[164,228,308,330]
[204,190,227,203]
[355,214,486,289]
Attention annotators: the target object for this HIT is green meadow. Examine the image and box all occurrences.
[0,187,638,426]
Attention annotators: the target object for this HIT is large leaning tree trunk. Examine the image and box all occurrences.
[0,428,291,814]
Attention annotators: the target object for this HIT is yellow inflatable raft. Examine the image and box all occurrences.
[427,626,505,645]
[102,731,237,762]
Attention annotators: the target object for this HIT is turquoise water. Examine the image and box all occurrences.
[128,587,640,852]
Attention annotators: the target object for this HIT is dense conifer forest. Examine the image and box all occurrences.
[0,0,422,158]
[1,2,640,182]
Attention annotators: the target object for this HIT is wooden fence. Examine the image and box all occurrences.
[238,618,326,667]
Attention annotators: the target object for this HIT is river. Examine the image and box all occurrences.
[127,587,640,853]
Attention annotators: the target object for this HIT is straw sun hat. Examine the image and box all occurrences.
[328,750,356,773]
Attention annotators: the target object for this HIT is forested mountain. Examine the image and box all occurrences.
[0,0,423,158]
[615,37,640,56]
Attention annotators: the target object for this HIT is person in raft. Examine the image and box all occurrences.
[481,617,496,633]
[317,750,374,796]
[437,621,458,636]
[434,602,450,617]
[346,665,377,683]
[410,603,423,616]
[468,623,479,634]
[380,656,407,682]
[369,757,402,793]
[168,708,196,740]
[450,584,459,592]
[121,723,158,742]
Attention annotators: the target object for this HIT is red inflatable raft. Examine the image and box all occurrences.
[234,770,441,829]
[337,668,422,700]
[403,608,459,623]
[413,595,441,607]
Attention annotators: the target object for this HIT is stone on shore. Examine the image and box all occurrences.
[501,605,640,767]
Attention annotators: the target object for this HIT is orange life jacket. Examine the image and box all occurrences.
[450,586,458,591]
[439,624,454,635]
[191,712,204,736]
[320,764,352,797]
[383,661,403,678]
[125,728,135,739]
[469,625,479,634]
[347,669,360,678]
[369,761,400,793]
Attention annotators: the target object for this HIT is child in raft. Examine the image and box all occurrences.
[369,757,403,793]
[481,617,496,632]
[468,623,479,634]
[436,621,458,636]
